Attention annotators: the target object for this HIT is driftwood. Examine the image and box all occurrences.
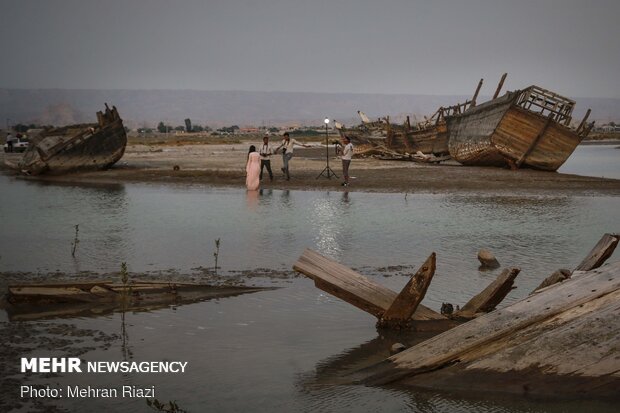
[293,249,520,331]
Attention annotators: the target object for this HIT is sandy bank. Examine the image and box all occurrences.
[3,143,620,195]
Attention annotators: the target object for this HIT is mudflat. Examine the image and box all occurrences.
[3,142,620,195]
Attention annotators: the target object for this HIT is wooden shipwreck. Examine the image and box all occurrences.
[16,104,127,175]
[323,234,620,399]
[4,280,269,321]
[334,111,388,153]
[386,79,485,157]
[293,249,520,331]
[447,74,594,171]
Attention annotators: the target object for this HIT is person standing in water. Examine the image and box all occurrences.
[246,145,261,190]
[275,132,310,181]
[340,135,353,187]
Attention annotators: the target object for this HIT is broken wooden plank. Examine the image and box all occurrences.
[358,261,620,386]
[531,234,618,294]
[294,248,397,318]
[455,267,520,318]
[531,268,571,293]
[379,253,436,328]
[293,249,447,325]
[8,286,100,303]
[574,233,619,271]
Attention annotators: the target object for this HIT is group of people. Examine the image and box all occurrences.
[245,132,353,191]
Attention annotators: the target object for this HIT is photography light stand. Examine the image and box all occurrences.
[316,118,338,179]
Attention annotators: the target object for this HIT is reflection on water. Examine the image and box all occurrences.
[1,176,619,304]
[2,175,619,412]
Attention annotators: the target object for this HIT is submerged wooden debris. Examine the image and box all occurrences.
[293,249,518,331]
[345,233,620,398]
[12,104,127,175]
[5,280,269,321]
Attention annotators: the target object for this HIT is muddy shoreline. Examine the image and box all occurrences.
[3,143,620,196]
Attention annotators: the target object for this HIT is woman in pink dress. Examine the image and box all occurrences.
[246,145,261,191]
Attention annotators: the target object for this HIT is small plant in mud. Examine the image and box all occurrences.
[146,398,188,413]
[71,224,80,257]
[119,261,131,304]
[213,238,221,274]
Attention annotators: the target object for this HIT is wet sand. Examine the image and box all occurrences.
[3,142,620,195]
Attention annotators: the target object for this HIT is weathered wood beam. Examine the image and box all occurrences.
[292,249,446,326]
[531,268,572,294]
[576,108,592,133]
[379,253,436,328]
[455,268,520,318]
[574,233,619,271]
[515,114,554,167]
[359,261,620,386]
[492,73,507,100]
[293,249,396,318]
[470,78,484,107]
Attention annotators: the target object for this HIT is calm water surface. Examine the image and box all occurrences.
[1,147,619,412]
[559,144,620,179]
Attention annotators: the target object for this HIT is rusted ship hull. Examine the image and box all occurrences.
[18,104,127,175]
[447,87,591,171]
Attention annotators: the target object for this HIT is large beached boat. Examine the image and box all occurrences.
[446,75,593,171]
[17,104,127,175]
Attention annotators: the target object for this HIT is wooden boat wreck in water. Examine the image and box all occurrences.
[447,74,594,171]
[293,249,519,331]
[4,280,270,321]
[16,104,127,175]
[301,234,620,399]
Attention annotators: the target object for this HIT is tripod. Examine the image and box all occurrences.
[316,121,338,179]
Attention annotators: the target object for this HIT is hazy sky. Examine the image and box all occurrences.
[1,0,619,97]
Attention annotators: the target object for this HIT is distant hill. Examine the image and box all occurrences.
[0,89,618,129]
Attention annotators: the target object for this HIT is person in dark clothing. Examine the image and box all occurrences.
[258,136,274,181]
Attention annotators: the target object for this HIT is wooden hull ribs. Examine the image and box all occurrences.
[299,234,620,399]
[293,249,519,332]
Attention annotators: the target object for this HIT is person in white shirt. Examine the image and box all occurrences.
[340,136,353,187]
[6,132,14,153]
[275,132,310,181]
[258,136,274,181]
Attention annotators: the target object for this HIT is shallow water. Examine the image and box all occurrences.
[559,144,620,179]
[1,156,619,412]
